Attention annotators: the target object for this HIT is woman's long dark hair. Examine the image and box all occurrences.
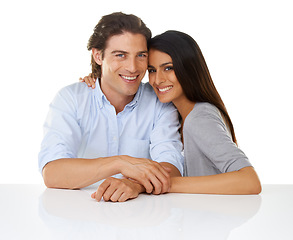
[148,30,237,145]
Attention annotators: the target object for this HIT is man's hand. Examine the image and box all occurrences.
[118,155,171,194]
[91,177,144,202]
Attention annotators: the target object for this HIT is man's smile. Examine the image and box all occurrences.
[120,74,139,82]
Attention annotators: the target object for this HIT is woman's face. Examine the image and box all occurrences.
[148,49,184,104]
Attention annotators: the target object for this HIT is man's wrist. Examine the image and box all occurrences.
[93,156,124,180]
[114,155,127,173]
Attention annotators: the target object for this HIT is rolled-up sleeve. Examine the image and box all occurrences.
[150,102,184,175]
[38,87,82,173]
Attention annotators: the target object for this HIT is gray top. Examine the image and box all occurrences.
[183,102,252,177]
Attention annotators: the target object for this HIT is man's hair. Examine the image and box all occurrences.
[87,12,152,79]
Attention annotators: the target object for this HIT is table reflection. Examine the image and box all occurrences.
[39,185,261,240]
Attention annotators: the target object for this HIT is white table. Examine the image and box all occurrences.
[0,184,292,239]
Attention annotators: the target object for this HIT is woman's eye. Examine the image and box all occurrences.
[165,66,173,71]
[148,68,156,73]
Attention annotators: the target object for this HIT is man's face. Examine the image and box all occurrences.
[94,32,148,102]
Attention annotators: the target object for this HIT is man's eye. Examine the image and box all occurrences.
[148,68,156,73]
[116,54,125,58]
[138,53,147,58]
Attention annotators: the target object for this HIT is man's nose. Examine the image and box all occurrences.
[125,57,138,73]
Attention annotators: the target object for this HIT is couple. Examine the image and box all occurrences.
[39,12,261,202]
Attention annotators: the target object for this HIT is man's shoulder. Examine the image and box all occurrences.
[139,82,170,105]
[139,82,163,105]
[52,82,95,109]
[59,82,92,95]
[138,82,176,113]
[140,82,157,97]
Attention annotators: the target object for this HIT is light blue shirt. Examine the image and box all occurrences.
[38,81,184,175]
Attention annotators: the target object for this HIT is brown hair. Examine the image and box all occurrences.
[87,12,152,79]
[148,30,238,145]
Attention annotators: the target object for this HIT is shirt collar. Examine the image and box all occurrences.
[95,79,107,109]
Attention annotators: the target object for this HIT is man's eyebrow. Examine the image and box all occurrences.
[138,50,149,54]
[111,50,148,55]
[111,50,128,54]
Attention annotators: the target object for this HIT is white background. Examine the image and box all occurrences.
[0,0,292,184]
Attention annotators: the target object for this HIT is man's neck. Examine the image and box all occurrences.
[99,79,135,114]
[111,95,134,114]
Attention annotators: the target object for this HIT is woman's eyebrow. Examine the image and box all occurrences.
[160,62,172,67]
[148,62,173,68]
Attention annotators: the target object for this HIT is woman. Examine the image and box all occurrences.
[82,30,261,195]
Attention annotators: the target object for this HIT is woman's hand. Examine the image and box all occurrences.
[91,177,144,202]
[79,74,96,89]
[118,155,171,195]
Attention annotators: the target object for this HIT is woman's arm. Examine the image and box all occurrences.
[170,166,261,195]
[178,104,261,195]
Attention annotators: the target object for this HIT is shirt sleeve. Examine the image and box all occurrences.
[186,105,252,173]
[38,87,82,173]
[149,101,184,175]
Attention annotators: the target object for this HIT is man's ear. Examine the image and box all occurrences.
[92,48,103,65]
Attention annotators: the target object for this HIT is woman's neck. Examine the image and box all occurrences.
[173,97,196,124]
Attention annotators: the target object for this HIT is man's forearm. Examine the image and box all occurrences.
[42,156,177,192]
[42,157,122,189]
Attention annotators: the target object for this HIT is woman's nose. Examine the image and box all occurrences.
[155,71,166,85]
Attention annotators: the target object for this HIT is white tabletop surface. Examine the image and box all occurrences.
[0,184,292,240]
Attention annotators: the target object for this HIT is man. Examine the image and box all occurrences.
[39,12,183,202]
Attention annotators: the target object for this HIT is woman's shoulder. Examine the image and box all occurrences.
[184,102,225,133]
[183,102,230,147]
[188,102,221,120]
